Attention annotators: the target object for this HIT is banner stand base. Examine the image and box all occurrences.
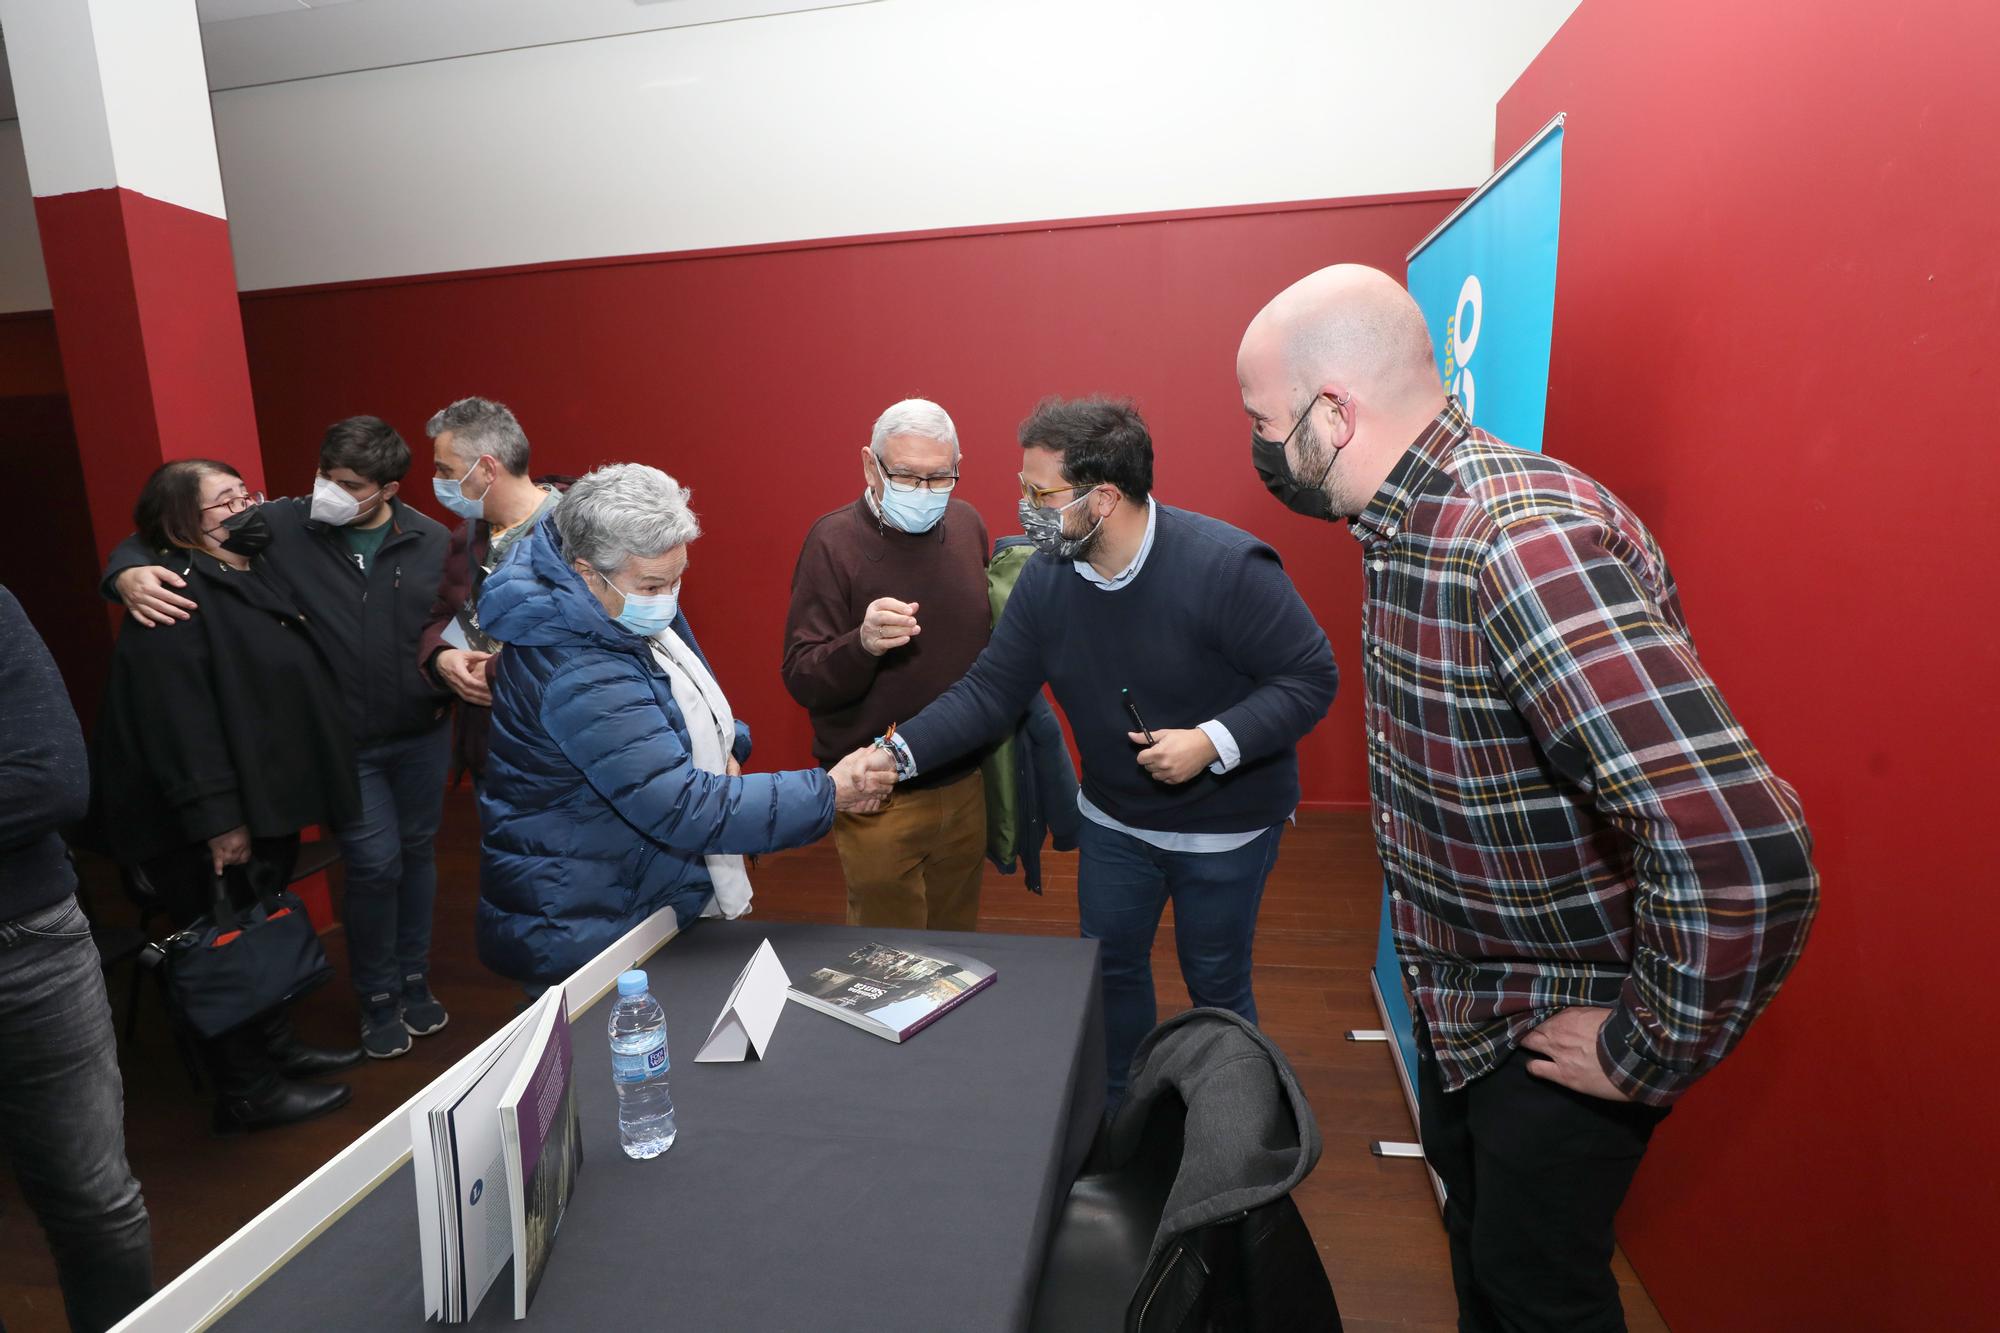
[1368,970,1448,1211]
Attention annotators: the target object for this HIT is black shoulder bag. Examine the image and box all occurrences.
[148,871,333,1039]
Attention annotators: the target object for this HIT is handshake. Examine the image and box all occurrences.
[829,745,901,813]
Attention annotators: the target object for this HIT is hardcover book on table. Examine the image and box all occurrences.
[499,990,582,1319]
[409,986,579,1323]
[410,1009,536,1322]
[786,941,995,1042]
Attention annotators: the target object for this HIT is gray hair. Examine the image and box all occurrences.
[869,398,959,461]
[555,463,701,574]
[425,396,531,476]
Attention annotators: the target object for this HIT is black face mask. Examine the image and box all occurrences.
[1251,396,1342,522]
[217,506,272,556]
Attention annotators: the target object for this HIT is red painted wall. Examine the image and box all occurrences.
[1499,2,1998,1327]
[36,188,266,560]
[0,310,65,397]
[231,193,1461,807]
[0,384,109,731]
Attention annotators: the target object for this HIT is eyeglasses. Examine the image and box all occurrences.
[881,471,958,494]
[868,449,957,493]
[201,490,265,515]
[1019,474,1081,510]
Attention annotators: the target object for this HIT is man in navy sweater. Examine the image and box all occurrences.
[863,397,1338,1101]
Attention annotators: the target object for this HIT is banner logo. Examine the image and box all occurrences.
[1442,274,1484,421]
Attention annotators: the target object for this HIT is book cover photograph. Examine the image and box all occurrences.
[788,942,996,1042]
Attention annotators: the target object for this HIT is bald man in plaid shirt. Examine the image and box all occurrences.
[1238,266,1819,1333]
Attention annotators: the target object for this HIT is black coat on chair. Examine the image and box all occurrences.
[1032,1007,1341,1333]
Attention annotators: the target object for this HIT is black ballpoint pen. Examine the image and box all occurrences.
[1121,688,1155,745]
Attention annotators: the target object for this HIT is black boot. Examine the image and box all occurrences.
[212,1080,352,1135]
[207,1026,352,1135]
[261,1010,364,1077]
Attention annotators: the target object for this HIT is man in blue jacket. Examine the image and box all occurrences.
[864,398,1338,1102]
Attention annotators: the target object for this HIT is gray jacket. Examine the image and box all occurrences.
[1100,1008,1341,1331]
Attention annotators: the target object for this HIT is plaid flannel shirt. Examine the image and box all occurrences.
[1357,400,1818,1105]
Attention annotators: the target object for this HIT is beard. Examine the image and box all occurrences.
[1060,500,1107,560]
[1294,415,1359,517]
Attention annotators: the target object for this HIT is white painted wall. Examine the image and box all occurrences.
[0,0,227,214]
[0,0,1583,313]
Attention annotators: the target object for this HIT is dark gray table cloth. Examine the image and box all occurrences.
[217,921,1105,1331]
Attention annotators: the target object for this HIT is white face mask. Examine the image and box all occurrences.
[310,475,382,526]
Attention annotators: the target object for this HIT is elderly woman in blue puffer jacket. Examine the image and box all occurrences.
[474,463,886,986]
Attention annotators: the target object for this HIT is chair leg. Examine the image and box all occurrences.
[175,1023,206,1093]
[152,967,206,1093]
[123,963,143,1045]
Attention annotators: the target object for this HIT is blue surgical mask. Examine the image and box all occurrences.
[598,568,680,637]
[879,485,949,534]
[432,456,493,520]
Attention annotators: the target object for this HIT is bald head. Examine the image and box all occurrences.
[1239,264,1442,413]
[1238,265,1449,520]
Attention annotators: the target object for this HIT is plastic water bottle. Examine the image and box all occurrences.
[608,970,676,1159]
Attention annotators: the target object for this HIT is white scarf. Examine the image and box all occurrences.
[647,631,754,919]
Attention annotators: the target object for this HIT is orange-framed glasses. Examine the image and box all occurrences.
[1018,473,1082,510]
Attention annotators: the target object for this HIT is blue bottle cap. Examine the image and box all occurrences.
[616,970,649,996]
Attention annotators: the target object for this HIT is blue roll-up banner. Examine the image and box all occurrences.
[1373,114,1564,1143]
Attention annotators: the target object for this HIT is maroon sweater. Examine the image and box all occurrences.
[782,496,991,788]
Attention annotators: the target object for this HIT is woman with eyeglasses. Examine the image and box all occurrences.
[87,459,364,1134]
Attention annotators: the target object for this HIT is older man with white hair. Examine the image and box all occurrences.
[1238,264,1819,1331]
[782,398,993,931]
[475,463,884,987]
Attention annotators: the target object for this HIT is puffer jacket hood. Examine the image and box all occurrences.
[474,519,836,985]
[477,515,638,654]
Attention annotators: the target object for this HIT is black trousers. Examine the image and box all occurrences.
[1418,1041,1668,1333]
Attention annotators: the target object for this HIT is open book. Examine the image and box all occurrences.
[411,987,579,1322]
[786,941,996,1043]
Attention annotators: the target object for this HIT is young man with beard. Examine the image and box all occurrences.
[857,396,1338,1104]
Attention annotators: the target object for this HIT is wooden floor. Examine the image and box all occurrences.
[1,796,1665,1332]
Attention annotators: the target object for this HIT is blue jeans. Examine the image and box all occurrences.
[339,723,451,1001]
[0,896,152,1332]
[1075,819,1285,1104]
